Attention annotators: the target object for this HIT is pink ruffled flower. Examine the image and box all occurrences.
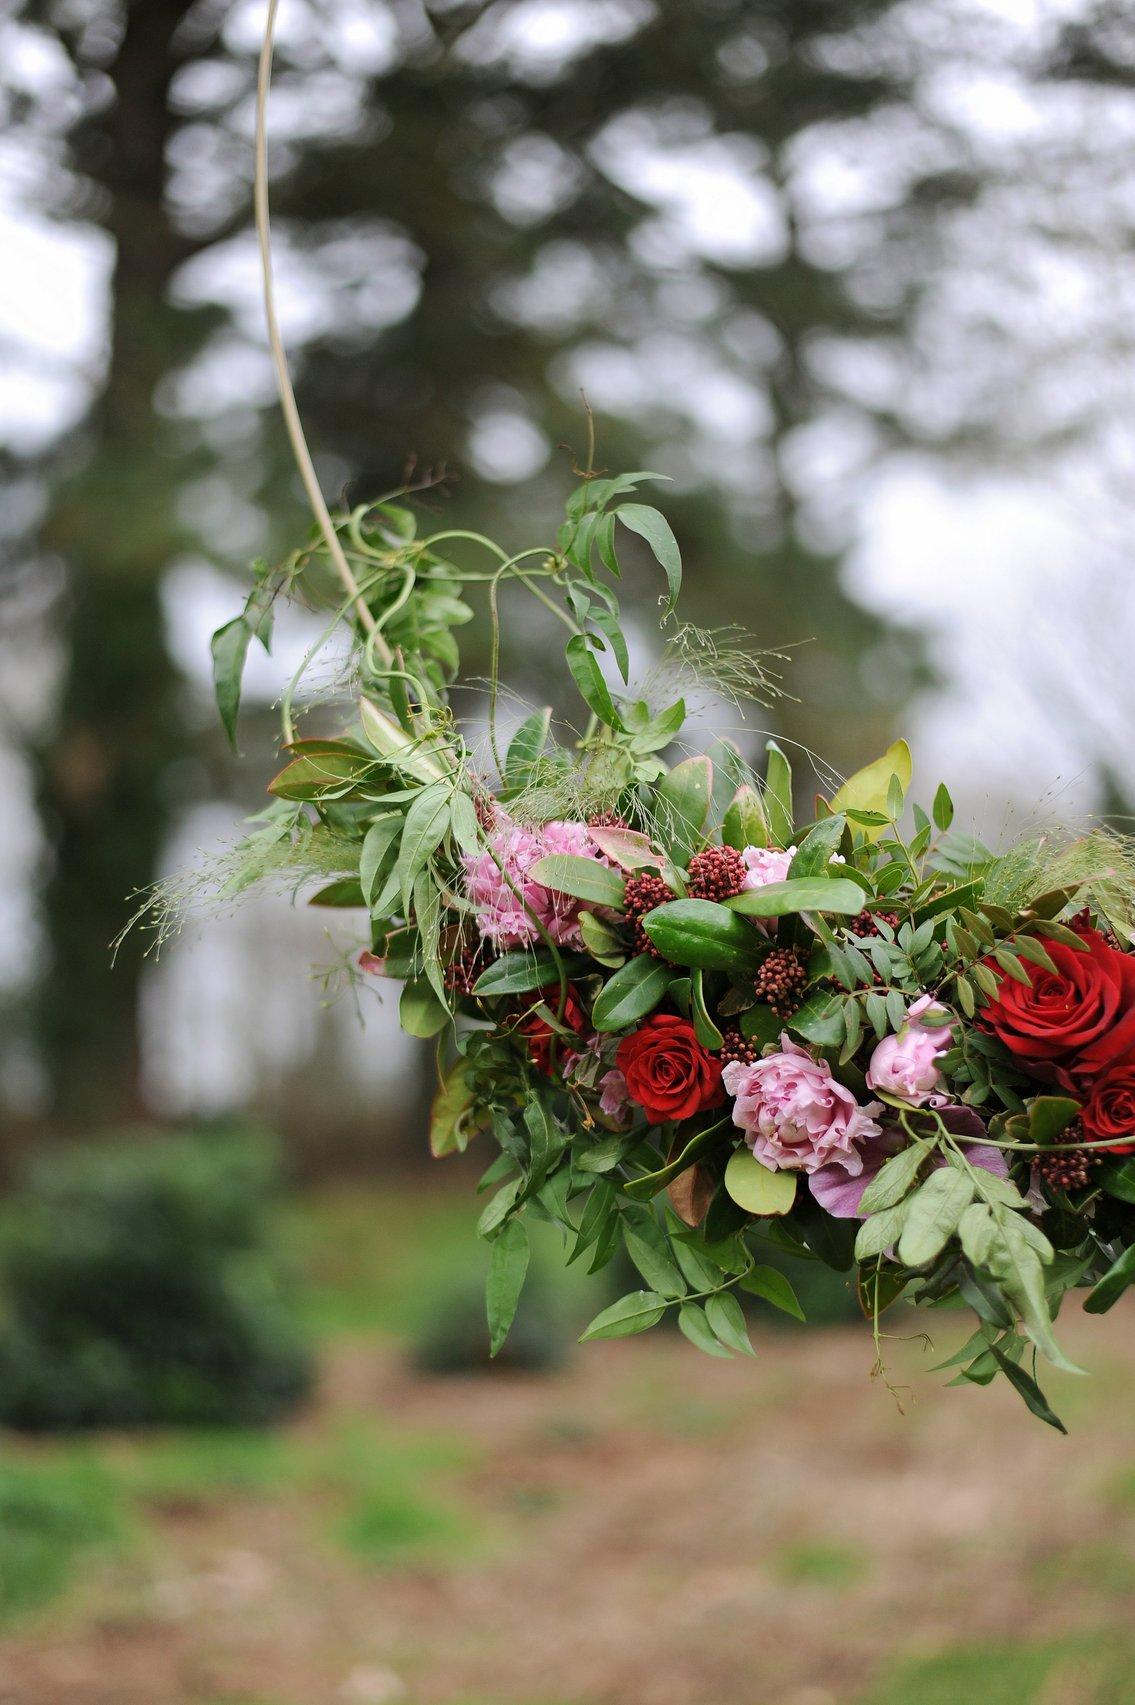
[810,1107,1009,1218]
[866,994,953,1107]
[741,844,797,890]
[463,818,607,949]
[722,1036,883,1174]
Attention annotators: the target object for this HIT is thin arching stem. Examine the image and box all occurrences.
[254,0,394,667]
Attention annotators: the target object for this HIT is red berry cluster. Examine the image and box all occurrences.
[1035,1123,1103,1193]
[849,909,901,937]
[718,1028,760,1068]
[686,845,747,902]
[588,810,629,829]
[623,871,675,957]
[752,947,809,1018]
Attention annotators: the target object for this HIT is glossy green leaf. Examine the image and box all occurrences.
[623,1231,687,1299]
[722,784,769,851]
[726,877,864,918]
[398,783,451,914]
[738,1264,805,1321]
[788,815,846,879]
[642,899,762,973]
[565,634,624,730]
[591,953,672,1031]
[763,741,794,848]
[1084,1242,1135,1314]
[828,740,912,838]
[705,1291,756,1356]
[655,756,713,863]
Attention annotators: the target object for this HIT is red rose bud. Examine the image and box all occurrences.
[980,926,1135,1080]
[1082,1064,1135,1154]
[615,1013,725,1126]
[519,984,586,1076]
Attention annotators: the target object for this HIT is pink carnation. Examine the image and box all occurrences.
[722,1036,883,1174]
[463,818,607,949]
[866,994,952,1107]
[741,844,796,889]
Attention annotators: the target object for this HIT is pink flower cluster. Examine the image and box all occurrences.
[463,819,607,949]
[723,1036,883,1174]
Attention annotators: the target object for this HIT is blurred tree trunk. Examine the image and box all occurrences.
[33,0,197,1123]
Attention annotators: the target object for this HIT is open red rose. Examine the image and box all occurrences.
[981,926,1135,1080]
[1082,1064,1135,1154]
[520,984,586,1076]
[616,1013,724,1126]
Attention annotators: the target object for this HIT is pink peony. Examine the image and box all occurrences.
[741,844,797,890]
[722,1036,883,1174]
[866,994,952,1107]
[463,818,607,949]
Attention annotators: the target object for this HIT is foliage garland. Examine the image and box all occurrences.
[170,3,1135,1428]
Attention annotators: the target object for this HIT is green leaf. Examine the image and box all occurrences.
[1027,1096,1082,1146]
[896,1167,975,1267]
[691,969,724,1051]
[505,707,552,788]
[413,868,447,1007]
[677,1301,732,1357]
[788,815,847,879]
[360,816,402,908]
[655,756,713,863]
[788,990,845,1047]
[763,742,794,848]
[624,1123,729,1199]
[591,954,673,1031]
[486,1218,530,1356]
[932,782,955,832]
[580,1290,668,1341]
[211,616,255,752]
[624,1231,687,1299]
[1101,1158,1135,1205]
[726,877,865,918]
[723,1149,797,1216]
[705,1291,756,1356]
[1084,1242,1135,1314]
[828,740,912,839]
[473,952,583,996]
[858,1143,926,1214]
[400,978,450,1038]
[528,854,626,908]
[579,910,627,967]
[595,510,620,577]
[741,1003,783,1046]
[398,783,451,915]
[565,633,624,730]
[430,1056,475,1157]
[477,1178,521,1238]
[448,792,481,858]
[268,751,372,802]
[307,879,366,907]
[854,1202,910,1262]
[616,503,682,613]
[642,899,762,973]
[738,1264,805,1321]
[357,698,449,783]
[722,785,769,852]
[990,1345,1067,1434]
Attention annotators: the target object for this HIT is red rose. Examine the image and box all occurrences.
[616,1014,724,1126]
[520,984,586,1076]
[981,926,1135,1080]
[1082,1064,1135,1154]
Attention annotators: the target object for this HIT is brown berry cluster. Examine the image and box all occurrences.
[622,871,675,957]
[849,909,901,938]
[445,945,491,996]
[1035,1122,1104,1193]
[587,810,628,829]
[686,845,747,902]
[718,1029,760,1068]
[472,788,498,833]
[752,947,809,1018]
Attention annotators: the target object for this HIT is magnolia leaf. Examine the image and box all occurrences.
[726,877,864,918]
[724,1148,797,1216]
[763,741,794,848]
[722,784,769,851]
[666,1163,715,1228]
[591,953,672,1031]
[642,899,762,973]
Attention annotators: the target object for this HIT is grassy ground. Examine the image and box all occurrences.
[1,1180,1135,1704]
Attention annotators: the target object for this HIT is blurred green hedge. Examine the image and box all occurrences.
[0,1128,313,1430]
